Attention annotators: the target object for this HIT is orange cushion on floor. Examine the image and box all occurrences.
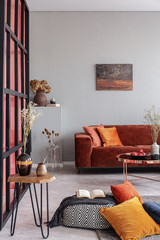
[100,196,160,240]
[83,124,104,147]
[111,180,143,204]
[97,127,123,147]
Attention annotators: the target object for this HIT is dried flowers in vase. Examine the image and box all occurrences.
[30,79,51,106]
[42,128,59,146]
[144,105,160,143]
[17,102,43,176]
[21,101,43,152]
[42,129,61,169]
[30,79,51,93]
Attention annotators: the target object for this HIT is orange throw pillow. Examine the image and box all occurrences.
[100,196,160,240]
[111,181,143,204]
[97,127,123,147]
[83,124,104,147]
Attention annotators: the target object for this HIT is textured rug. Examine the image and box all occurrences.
[96,196,160,240]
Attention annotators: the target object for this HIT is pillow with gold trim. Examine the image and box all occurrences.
[100,196,160,240]
[97,127,123,147]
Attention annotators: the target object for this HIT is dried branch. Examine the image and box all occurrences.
[21,101,43,152]
[144,105,160,143]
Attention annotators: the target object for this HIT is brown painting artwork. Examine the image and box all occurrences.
[96,64,133,90]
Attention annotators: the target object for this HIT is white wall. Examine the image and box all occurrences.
[30,12,160,162]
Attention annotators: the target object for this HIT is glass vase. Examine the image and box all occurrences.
[47,143,56,169]
[46,143,63,170]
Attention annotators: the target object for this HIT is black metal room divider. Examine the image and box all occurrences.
[0,0,30,230]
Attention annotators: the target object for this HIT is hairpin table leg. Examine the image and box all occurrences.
[10,183,21,236]
[29,184,40,227]
[29,183,49,239]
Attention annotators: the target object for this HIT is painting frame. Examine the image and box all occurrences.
[96,64,133,91]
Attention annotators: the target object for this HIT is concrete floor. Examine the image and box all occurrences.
[1,162,160,240]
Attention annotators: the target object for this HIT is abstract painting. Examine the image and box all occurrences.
[96,64,133,90]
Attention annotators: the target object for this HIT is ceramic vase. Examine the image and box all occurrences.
[151,142,159,160]
[34,90,47,106]
[16,153,32,176]
[36,163,47,176]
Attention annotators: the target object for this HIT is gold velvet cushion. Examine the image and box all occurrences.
[97,127,123,147]
[100,196,160,240]
[83,124,104,147]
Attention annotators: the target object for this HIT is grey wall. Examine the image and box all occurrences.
[30,12,160,161]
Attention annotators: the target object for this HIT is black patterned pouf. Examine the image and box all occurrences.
[63,203,114,229]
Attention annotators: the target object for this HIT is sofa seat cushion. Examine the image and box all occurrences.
[135,145,151,153]
[92,145,160,168]
[92,146,140,167]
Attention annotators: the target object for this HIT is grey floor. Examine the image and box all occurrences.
[1,162,160,240]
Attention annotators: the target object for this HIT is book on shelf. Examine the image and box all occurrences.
[76,189,105,199]
[46,104,60,107]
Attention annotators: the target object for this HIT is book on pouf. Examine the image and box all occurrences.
[76,189,105,199]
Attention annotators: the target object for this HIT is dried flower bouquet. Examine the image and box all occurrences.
[144,105,160,143]
[21,101,43,152]
[30,79,51,93]
[42,128,59,145]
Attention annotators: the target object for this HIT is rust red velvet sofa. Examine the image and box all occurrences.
[75,125,160,171]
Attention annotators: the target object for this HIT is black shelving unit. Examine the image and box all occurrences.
[0,0,30,230]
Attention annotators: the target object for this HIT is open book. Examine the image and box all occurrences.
[76,189,105,199]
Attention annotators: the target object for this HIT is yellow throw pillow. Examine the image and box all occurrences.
[97,127,123,147]
[100,196,160,240]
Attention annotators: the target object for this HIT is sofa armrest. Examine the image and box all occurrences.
[75,133,92,170]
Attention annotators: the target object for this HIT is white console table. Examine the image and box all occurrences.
[31,106,62,166]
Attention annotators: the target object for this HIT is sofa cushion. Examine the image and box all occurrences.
[100,196,160,240]
[104,125,152,146]
[111,180,143,204]
[97,127,123,147]
[143,202,160,224]
[83,124,104,147]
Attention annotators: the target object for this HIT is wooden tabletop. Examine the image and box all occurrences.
[8,172,56,184]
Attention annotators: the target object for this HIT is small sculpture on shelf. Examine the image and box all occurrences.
[30,79,51,106]
[42,128,62,170]
[50,98,56,104]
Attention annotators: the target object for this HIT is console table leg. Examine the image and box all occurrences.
[10,183,21,236]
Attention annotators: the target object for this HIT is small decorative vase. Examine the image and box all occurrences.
[16,153,32,176]
[36,163,47,176]
[34,90,47,106]
[151,142,159,160]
